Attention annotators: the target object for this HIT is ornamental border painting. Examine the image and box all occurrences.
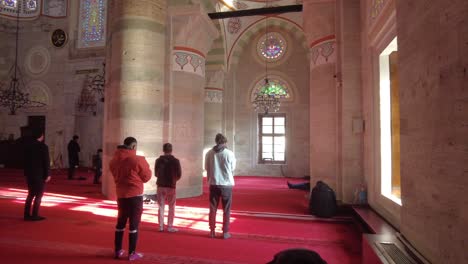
[0,0,40,19]
[77,0,107,49]
[42,0,67,18]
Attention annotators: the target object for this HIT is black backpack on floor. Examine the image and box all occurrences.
[309,181,337,218]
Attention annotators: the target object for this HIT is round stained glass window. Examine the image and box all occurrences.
[257,32,287,61]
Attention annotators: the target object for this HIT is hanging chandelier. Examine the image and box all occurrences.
[252,78,281,114]
[0,4,46,115]
[252,0,281,115]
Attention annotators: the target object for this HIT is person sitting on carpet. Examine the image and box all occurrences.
[205,133,236,239]
[23,130,51,221]
[155,143,181,233]
[109,137,152,261]
[266,248,327,264]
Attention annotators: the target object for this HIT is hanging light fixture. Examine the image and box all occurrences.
[0,3,46,115]
[251,0,280,115]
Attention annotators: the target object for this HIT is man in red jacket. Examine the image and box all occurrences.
[109,137,152,261]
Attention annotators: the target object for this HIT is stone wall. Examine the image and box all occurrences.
[0,13,105,168]
[230,28,310,178]
[361,0,468,262]
[396,1,468,263]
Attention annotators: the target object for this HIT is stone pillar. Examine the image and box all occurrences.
[336,0,363,203]
[169,5,219,198]
[204,67,225,150]
[102,0,167,199]
[303,0,339,195]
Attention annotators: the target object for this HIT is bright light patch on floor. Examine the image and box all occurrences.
[1,187,235,231]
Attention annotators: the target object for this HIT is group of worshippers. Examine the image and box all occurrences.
[23,131,327,263]
[23,131,237,261]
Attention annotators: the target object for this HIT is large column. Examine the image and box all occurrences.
[303,0,339,196]
[336,0,363,203]
[204,67,225,150]
[102,0,167,199]
[169,5,219,198]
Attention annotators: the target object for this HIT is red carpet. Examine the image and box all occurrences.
[0,169,361,263]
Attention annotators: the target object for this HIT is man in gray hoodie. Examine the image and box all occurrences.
[204,133,236,239]
[155,143,181,233]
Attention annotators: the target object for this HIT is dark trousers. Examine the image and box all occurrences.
[93,169,102,184]
[24,181,45,217]
[68,164,75,179]
[115,196,143,254]
[288,182,311,191]
[209,185,233,233]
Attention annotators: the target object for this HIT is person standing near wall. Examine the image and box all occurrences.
[23,130,51,221]
[109,137,152,261]
[155,143,182,232]
[93,149,103,184]
[67,135,80,180]
[205,133,236,239]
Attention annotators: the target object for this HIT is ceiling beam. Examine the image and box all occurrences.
[208,5,302,20]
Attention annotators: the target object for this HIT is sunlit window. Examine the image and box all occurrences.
[259,114,286,164]
[379,37,401,205]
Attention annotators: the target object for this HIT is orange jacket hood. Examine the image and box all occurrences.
[109,146,152,198]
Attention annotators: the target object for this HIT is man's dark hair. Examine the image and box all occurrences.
[123,137,137,147]
[163,143,172,153]
[32,128,44,140]
[73,135,79,140]
[267,249,327,264]
[97,149,103,153]
[215,133,227,145]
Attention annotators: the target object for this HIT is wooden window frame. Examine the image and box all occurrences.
[258,113,286,164]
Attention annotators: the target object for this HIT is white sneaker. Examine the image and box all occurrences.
[159,226,164,232]
[167,227,178,233]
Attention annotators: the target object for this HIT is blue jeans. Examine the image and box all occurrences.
[209,185,233,233]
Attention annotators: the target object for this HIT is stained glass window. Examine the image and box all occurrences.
[0,0,39,17]
[78,0,107,48]
[1,0,17,9]
[257,32,287,61]
[259,81,288,98]
[25,0,37,11]
[253,77,290,102]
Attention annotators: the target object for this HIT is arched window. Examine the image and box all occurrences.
[251,76,291,102]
